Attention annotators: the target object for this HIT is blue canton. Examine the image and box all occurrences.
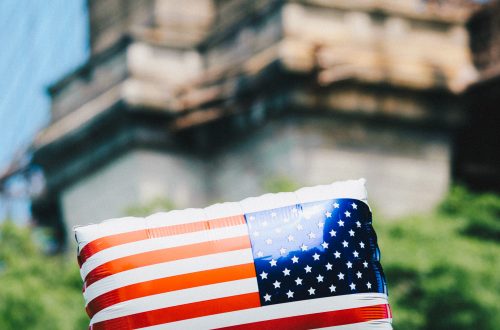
[245,198,387,306]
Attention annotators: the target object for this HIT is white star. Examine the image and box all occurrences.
[356,221,361,228]
[329,229,337,237]
[273,280,281,288]
[325,262,333,270]
[342,240,349,248]
[266,238,273,245]
[338,220,344,227]
[257,251,264,257]
[353,250,359,258]
[248,216,255,221]
[346,261,353,268]
[275,227,282,233]
[283,218,290,223]
[316,274,324,283]
[263,293,271,301]
[269,259,277,267]
[295,277,303,285]
[337,272,345,280]
[291,255,299,263]
[317,221,324,228]
[271,212,277,217]
[308,232,316,239]
[262,220,268,227]
[329,285,336,292]
[356,271,362,278]
[325,211,332,218]
[286,290,294,298]
[344,211,351,217]
[253,231,260,237]
[351,203,357,209]
[279,247,287,255]
[367,282,372,289]
[283,268,291,276]
[304,265,312,273]
[296,224,303,231]
[308,287,316,295]
[260,271,268,279]
[350,282,356,290]
[334,202,340,208]
[334,251,341,258]
[288,235,294,242]
[359,242,365,249]
[363,261,369,268]
[349,229,355,237]
[312,253,320,261]
[300,244,308,251]
[321,241,329,249]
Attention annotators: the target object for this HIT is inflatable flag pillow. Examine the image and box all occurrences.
[75,178,392,329]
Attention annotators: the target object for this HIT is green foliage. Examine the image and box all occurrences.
[0,221,87,330]
[439,185,500,240]
[376,189,500,330]
[263,176,300,193]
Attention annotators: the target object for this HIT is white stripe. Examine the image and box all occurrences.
[75,179,368,248]
[139,293,389,330]
[84,248,254,304]
[89,278,259,325]
[81,224,249,279]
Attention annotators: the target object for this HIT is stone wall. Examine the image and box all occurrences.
[209,116,450,217]
[88,0,154,55]
[61,115,450,243]
[61,149,205,242]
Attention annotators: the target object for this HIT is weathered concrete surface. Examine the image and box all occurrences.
[208,117,450,217]
[60,115,450,243]
[62,150,205,238]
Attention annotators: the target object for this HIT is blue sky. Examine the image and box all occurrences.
[0,0,89,172]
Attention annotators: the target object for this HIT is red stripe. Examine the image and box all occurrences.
[86,263,257,318]
[90,292,261,330]
[84,235,251,287]
[78,215,246,267]
[216,304,391,330]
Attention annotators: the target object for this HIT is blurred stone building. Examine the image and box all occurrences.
[31,0,482,245]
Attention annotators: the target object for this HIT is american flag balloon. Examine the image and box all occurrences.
[75,178,392,329]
